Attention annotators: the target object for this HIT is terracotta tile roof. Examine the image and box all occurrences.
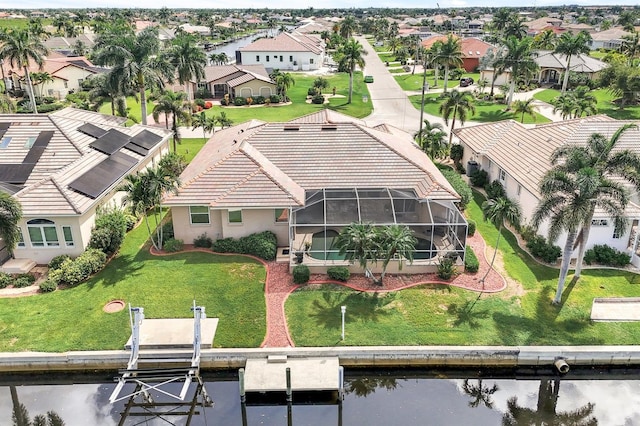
[239,32,324,54]
[421,34,453,50]
[460,38,494,59]
[164,112,460,209]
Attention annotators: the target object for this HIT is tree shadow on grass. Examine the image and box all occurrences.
[309,290,396,330]
[448,300,490,329]
[473,110,513,123]
[492,284,601,346]
[85,253,145,289]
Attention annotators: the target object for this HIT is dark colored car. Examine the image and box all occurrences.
[460,77,474,87]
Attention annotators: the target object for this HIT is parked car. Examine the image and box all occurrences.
[459,77,474,87]
[364,75,374,83]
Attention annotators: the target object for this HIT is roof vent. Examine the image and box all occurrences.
[283,125,300,131]
[321,125,338,131]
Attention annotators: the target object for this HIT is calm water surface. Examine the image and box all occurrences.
[2,369,640,425]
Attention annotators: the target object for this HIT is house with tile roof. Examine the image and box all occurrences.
[460,38,495,72]
[590,27,631,50]
[164,110,468,273]
[184,64,277,99]
[455,116,640,268]
[238,32,325,71]
[0,108,171,270]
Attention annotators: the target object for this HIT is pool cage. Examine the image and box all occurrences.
[289,188,468,268]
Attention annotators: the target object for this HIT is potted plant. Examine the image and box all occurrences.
[303,241,311,255]
[295,251,304,264]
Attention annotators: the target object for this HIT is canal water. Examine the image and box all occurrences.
[2,369,639,425]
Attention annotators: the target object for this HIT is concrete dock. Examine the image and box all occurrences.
[124,318,219,349]
[244,356,340,392]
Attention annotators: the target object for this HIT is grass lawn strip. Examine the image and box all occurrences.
[0,214,267,352]
[285,191,640,346]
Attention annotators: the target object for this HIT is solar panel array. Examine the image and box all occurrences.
[89,129,131,155]
[77,123,107,139]
[0,122,9,139]
[0,130,53,185]
[68,152,138,199]
[124,130,164,156]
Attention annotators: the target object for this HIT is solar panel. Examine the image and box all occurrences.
[129,130,163,150]
[77,123,107,139]
[89,129,131,155]
[0,164,34,184]
[23,131,53,164]
[0,122,9,140]
[68,152,138,199]
[123,142,149,156]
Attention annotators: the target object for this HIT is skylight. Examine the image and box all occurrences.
[0,137,11,149]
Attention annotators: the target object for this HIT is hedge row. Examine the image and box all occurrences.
[43,248,107,290]
[0,272,36,289]
[211,231,278,261]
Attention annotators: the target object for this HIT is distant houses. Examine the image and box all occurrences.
[237,32,325,71]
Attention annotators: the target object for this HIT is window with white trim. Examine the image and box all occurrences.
[256,55,260,61]
[62,226,74,247]
[266,55,270,62]
[613,223,623,239]
[499,168,506,184]
[591,219,608,226]
[228,210,242,224]
[517,185,521,196]
[27,219,59,247]
[17,229,25,248]
[310,58,314,64]
[289,55,293,62]
[189,206,210,224]
[275,209,289,223]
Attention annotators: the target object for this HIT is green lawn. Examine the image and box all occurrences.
[0,19,52,30]
[535,88,640,120]
[408,93,550,124]
[0,216,267,352]
[286,191,640,346]
[199,72,372,124]
[533,89,561,104]
[177,138,208,163]
[98,95,154,125]
[396,72,481,91]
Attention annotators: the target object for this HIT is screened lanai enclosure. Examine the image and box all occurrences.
[289,188,468,272]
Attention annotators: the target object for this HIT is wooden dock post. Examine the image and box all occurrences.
[286,367,292,402]
[239,368,246,403]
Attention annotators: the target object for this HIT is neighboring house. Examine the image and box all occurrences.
[460,38,495,72]
[164,110,467,273]
[187,64,277,99]
[562,23,595,34]
[525,16,564,36]
[0,107,171,270]
[44,34,97,55]
[454,116,640,268]
[238,31,325,71]
[2,54,107,100]
[480,51,607,86]
[590,27,630,50]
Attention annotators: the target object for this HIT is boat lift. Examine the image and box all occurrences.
[110,302,213,424]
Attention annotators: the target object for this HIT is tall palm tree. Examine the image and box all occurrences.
[533,29,558,50]
[550,124,640,279]
[152,90,191,152]
[336,38,367,104]
[192,111,216,139]
[621,30,640,65]
[533,166,628,304]
[481,196,521,284]
[271,70,295,102]
[504,15,527,39]
[552,93,575,120]
[414,120,447,160]
[336,222,378,280]
[87,72,126,116]
[439,89,476,149]
[378,224,417,283]
[0,28,48,113]
[438,35,462,94]
[512,98,537,123]
[572,86,598,118]
[0,192,22,257]
[339,15,358,39]
[496,36,537,108]
[168,33,207,101]
[93,27,174,125]
[490,8,512,40]
[554,31,592,93]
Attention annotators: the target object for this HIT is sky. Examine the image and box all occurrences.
[4,0,640,10]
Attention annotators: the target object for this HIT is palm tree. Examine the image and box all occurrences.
[378,224,417,283]
[152,90,191,152]
[571,86,598,118]
[0,28,48,113]
[439,89,476,149]
[339,15,358,39]
[438,35,463,94]
[552,93,575,120]
[93,27,174,125]
[30,71,52,99]
[336,222,378,280]
[621,30,640,65]
[479,46,507,97]
[533,29,557,50]
[496,36,537,108]
[414,120,447,160]
[0,94,16,113]
[533,166,628,304]
[554,31,592,93]
[0,192,22,257]
[217,111,233,128]
[476,78,488,94]
[504,15,527,39]
[549,124,640,279]
[87,72,127,116]
[192,111,216,139]
[490,8,512,40]
[512,98,537,123]
[313,76,329,94]
[481,196,521,284]
[271,70,295,102]
[336,38,367,104]
[168,33,207,101]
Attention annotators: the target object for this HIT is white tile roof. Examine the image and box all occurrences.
[239,31,324,54]
[164,112,460,209]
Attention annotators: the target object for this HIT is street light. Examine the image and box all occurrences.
[341,306,346,341]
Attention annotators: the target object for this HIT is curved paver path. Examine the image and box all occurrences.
[260,231,506,348]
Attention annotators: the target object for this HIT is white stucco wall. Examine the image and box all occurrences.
[220,208,289,246]
[240,51,324,70]
[171,206,223,244]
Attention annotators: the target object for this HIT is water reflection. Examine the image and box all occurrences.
[2,371,640,425]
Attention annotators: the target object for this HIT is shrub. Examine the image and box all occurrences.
[584,244,631,267]
[307,87,318,96]
[484,180,506,200]
[494,93,506,103]
[450,144,463,165]
[327,266,350,281]
[437,257,457,280]
[194,233,213,248]
[292,264,310,284]
[39,280,57,293]
[88,228,113,254]
[49,254,71,271]
[469,169,489,187]
[464,246,479,273]
[46,267,64,286]
[164,238,184,252]
[194,98,205,108]
[59,258,86,286]
[211,231,277,260]
[212,237,240,253]
[312,94,325,104]
[90,209,127,255]
[438,166,472,210]
[254,95,266,104]
[234,97,246,106]
[162,221,174,240]
[77,249,107,274]
[519,225,537,242]
[269,94,281,103]
[124,214,138,231]
[13,275,34,288]
[0,272,11,289]
[467,219,476,236]
[526,235,561,264]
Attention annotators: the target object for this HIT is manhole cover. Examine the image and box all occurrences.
[103,300,125,313]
